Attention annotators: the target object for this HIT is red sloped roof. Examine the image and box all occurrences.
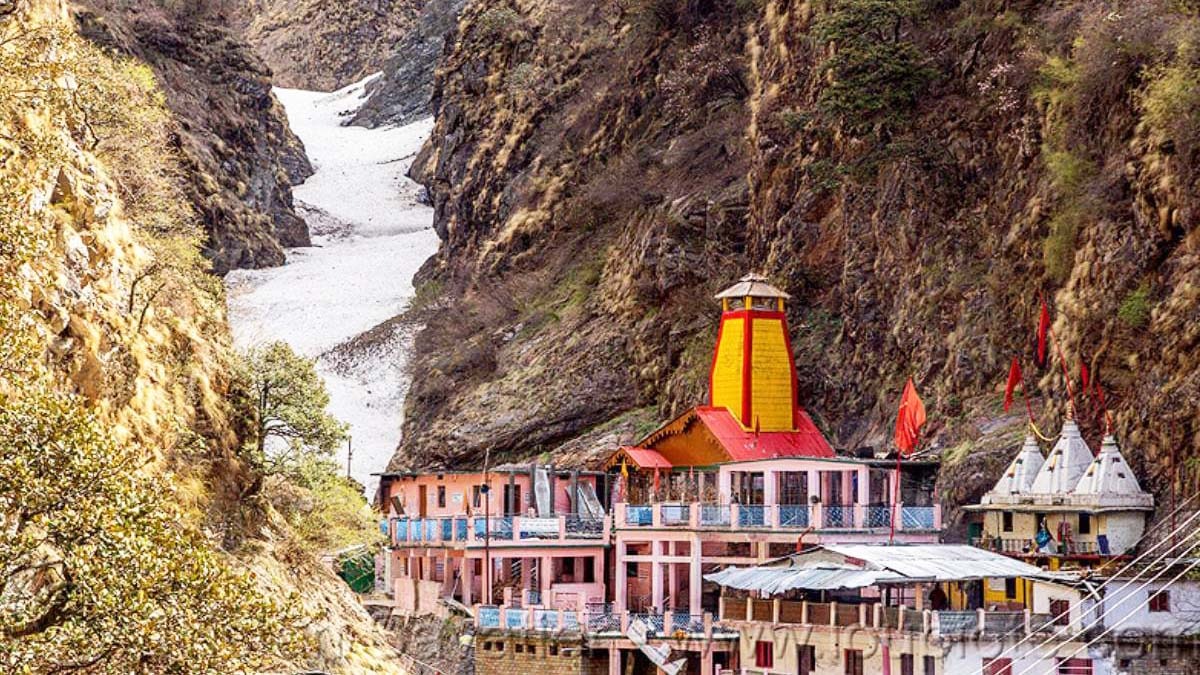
[610,446,674,469]
[694,406,835,461]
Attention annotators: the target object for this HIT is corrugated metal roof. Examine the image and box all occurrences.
[695,406,836,461]
[608,446,673,470]
[706,544,1053,594]
[705,566,901,593]
[819,544,1047,581]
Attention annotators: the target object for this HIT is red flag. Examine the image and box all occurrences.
[1004,357,1022,413]
[1080,361,1090,391]
[1036,301,1051,367]
[894,377,927,456]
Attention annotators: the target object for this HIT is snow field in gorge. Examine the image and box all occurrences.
[225,75,440,496]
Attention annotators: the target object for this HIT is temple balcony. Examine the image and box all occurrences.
[385,513,610,549]
[613,501,941,533]
[715,597,1067,640]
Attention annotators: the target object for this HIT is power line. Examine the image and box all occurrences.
[1007,542,1200,675]
[977,492,1200,672]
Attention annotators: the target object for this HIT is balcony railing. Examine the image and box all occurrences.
[390,514,607,546]
[971,536,1102,556]
[718,598,1063,639]
[477,603,723,639]
[615,502,940,532]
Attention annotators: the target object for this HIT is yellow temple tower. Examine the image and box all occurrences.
[709,273,798,431]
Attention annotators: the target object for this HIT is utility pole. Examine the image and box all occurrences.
[346,435,353,479]
[482,446,493,604]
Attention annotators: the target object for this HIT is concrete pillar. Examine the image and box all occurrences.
[807,470,820,503]
[541,555,553,598]
[763,470,777,506]
[701,646,713,675]
[615,540,627,612]
[463,557,474,606]
[856,465,870,505]
[841,471,853,506]
[667,542,678,610]
[718,470,731,501]
[520,556,532,596]
[651,541,665,612]
[689,536,702,616]
[609,648,621,675]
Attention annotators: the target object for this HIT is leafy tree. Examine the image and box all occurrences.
[0,22,310,671]
[812,0,934,136]
[0,388,309,672]
[238,341,348,474]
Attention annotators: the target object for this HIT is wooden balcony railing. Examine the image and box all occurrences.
[716,598,1062,638]
[614,502,941,532]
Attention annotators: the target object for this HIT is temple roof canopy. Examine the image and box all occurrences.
[714,273,791,301]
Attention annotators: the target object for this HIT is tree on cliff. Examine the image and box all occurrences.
[238,341,348,475]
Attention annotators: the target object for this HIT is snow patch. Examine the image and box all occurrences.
[225,74,440,496]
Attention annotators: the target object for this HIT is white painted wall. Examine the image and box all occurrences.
[1099,579,1200,636]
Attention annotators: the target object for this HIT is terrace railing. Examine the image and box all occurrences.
[718,598,1056,639]
[611,502,941,532]
[477,603,719,639]
[390,513,607,547]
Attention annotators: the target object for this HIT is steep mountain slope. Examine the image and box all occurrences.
[229,0,423,91]
[399,0,1200,527]
[73,0,313,274]
[351,0,469,128]
[0,1,401,671]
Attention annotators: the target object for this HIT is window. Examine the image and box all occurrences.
[798,646,816,675]
[844,649,864,675]
[626,562,638,578]
[472,485,482,508]
[1149,590,1171,612]
[924,656,936,675]
[1050,599,1071,626]
[900,654,914,675]
[437,485,446,508]
[1078,513,1091,534]
[1057,658,1092,675]
[755,641,774,669]
[984,658,1013,675]
[562,557,576,577]
[1004,577,1018,600]
[1002,511,1013,532]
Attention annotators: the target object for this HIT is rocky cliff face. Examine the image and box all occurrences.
[0,1,401,670]
[73,0,313,275]
[229,0,422,92]
[400,0,1200,527]
[351,0,468,128]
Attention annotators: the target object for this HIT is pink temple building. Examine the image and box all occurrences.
[376,275,945,675]
[377,467,610,615]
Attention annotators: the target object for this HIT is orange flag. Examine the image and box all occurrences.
[1036,300,1051,367]
[1004,357,1022,413]
[894,377,926,456]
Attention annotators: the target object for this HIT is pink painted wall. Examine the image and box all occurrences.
[384,471,599,518]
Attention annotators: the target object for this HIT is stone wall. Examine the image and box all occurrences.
[475,634,607,675]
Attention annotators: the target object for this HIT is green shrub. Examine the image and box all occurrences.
[1042,209,1080,284]
[1118,284,1152,327]
[476,6,521,40]
[1140,51,1200,148]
